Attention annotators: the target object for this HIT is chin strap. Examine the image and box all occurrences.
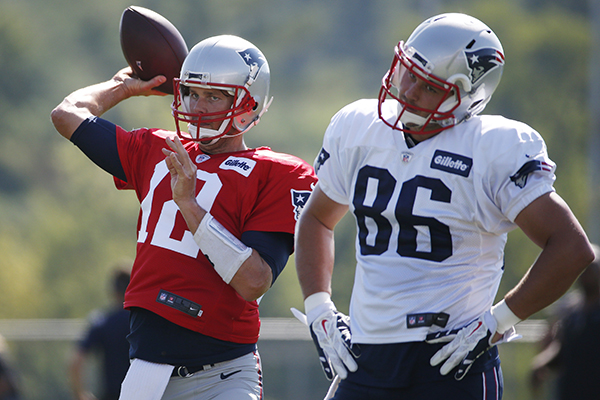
[399,109,429,127]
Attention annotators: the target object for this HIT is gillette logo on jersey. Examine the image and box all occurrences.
[430,150,472,177]
[219,156,256,177]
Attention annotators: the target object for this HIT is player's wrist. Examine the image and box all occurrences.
[174,196,201,214]
[193,213,252,284]
[304,292,336,324]
[491,299,521,334]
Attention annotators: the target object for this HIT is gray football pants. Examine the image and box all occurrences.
[119,351,263,400]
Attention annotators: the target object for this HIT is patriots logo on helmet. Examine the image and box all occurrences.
[465,48,504,84]
[291,189,312,220]
[238,48,266,70]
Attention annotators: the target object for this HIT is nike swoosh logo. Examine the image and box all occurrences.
[220,370,242,380]
[467,321,483,338]
[321,320,328,335]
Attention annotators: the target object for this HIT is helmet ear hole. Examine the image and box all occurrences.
[469,100,483,110]
[446,74,472,94]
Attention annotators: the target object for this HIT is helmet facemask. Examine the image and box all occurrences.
[172,78,257,143]
[378,14,505,136]
[378,42,463,135]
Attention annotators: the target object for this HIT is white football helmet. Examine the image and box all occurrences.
[171,35,272,142]
[378,13,504,134]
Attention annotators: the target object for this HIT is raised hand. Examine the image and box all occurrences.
[162,136,198,208]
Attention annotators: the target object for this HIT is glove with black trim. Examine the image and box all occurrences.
[428,301,521,380]
[310,308,361,380]
[300,292,361,380]
[291,306,337,380]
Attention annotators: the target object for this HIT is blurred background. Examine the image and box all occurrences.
[0,0,598,398]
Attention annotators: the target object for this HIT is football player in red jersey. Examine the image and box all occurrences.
[51,35,317,400]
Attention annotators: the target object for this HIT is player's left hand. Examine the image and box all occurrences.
[428,310,520,380]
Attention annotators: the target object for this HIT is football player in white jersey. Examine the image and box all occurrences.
[294,13,594,400]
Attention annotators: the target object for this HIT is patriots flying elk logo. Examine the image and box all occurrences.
[291,189,311,220]
[464,48,504,84]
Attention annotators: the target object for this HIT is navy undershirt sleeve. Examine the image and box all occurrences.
[241,231,293,284]
[70,116,127,182]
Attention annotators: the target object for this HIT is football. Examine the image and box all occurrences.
[119,6,188,94]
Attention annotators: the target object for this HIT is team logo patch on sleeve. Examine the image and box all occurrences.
[430,150,472,177]
[219,156,256,177]
[510,160,553,188]
[291,189,311,220]
[314,148,330,173]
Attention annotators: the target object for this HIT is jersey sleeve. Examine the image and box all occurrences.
[313,104,357,205]
[477,118,556,227]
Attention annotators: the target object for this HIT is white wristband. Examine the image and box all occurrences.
[491,299,522,334]
[193,213,252,284]
[304,292,336,325]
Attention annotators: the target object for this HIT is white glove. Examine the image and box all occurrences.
[428,301,521,380]
[304,292,361,380]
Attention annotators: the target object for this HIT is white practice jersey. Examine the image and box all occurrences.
[315,99,556,344]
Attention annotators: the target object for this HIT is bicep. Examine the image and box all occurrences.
[514,192,579,248]
[51,99,93,140]
[301,184,349,231]
[294,185,348,297]
[506,192,594,318]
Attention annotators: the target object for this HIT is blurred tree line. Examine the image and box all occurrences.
[0,0,594,398]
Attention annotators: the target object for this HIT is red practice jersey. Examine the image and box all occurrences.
[115,127,317,343]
